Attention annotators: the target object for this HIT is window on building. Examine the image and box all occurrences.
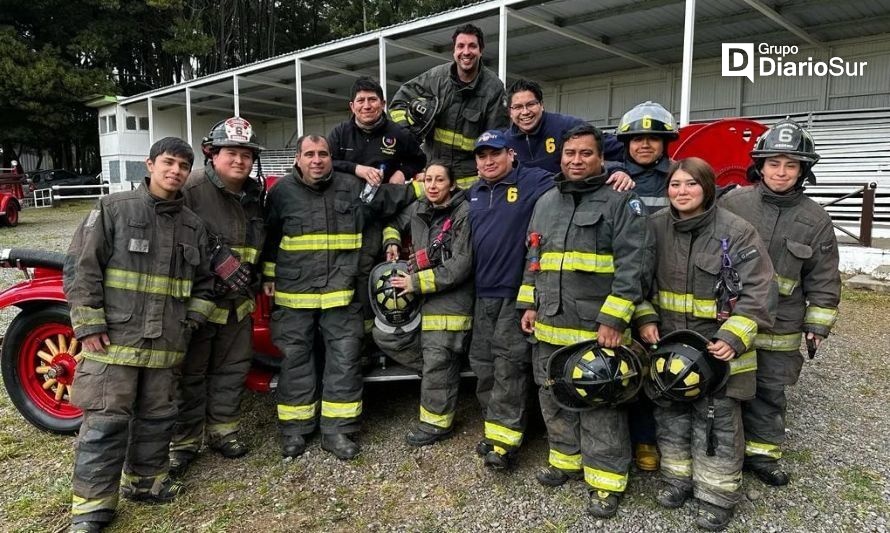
[99,116,107,134]
[126,116,137,130]
[139,117,150,131]
[108,115,117,132]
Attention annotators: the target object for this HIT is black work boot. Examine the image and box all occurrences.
[483,449,517,471]
[475,440,493,457]
[69,522,105,533]
[656,482,692,509]
[747,462,790,486]
[211,436,249,459]
[281,434,306,459]
[695,500,734,531]
[322,433,360,460]
[168,450,196,478]
[587,489,620,518]
[405,426,452,447]
[120,475,184,504]
[535,466,582,487]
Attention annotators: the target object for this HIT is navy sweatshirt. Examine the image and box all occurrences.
[468,164,555,298]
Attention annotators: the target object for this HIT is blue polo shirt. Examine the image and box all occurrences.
[468,164,555,298]
[504,111,624,173]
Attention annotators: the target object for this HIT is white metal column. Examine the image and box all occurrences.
[379,35,388,102]
[233,75,241,117]
[147,97,154,144]
[679,0,696,126]
[294,59,304,137]
[498,3,508,84]
[185,87,193,146]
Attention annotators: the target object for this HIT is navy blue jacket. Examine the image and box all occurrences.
[468,164,554,298]
[504,111,623,174]
[625,156,672,212]
[328,116,427,182]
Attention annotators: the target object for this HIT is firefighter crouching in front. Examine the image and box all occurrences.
[376,161,474,446]
[636,157,775,531]
[518,124,654,518]
[261,134,415,460]
[169,117,267,477]
[64,138,215,533]
[720,119,841,487]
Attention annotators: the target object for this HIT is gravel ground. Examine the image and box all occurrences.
[1,202,889,533]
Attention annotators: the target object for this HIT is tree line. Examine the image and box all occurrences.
[0,0,467,173]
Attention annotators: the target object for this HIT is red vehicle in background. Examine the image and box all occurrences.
[0,159,26,227]
[0,119,766,434]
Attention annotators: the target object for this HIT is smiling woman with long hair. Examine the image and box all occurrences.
[635,157,776,531]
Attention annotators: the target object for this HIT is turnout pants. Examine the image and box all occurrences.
[272,304,364,436]
[469,297,531,453]
[743,348,804,466]
[69,359,177,524]
[535,342,631,492]
[171,309,253,453]
[417,330,468,434]
[656,396,744,510]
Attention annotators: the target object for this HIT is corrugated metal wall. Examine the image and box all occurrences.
[548,35,890,125]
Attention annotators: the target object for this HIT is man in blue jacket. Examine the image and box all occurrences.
[503,79,622,174]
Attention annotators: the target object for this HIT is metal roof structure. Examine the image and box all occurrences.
[114,0,890,135]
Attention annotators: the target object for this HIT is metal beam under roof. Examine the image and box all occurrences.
[507,8,665,70]
[741,0,821,47]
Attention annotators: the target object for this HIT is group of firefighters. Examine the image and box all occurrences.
[61,23,841,533]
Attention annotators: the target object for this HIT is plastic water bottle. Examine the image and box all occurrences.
[360,164,385,204]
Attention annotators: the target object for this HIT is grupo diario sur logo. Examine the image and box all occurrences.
[722,43,868,82]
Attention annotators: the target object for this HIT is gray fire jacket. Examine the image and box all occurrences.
[517,170,653,346]
[720,183,840,348]
[64,182,215,368]
[389,62,509,187]
[383,189,474,331]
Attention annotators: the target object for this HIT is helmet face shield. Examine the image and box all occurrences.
[644,330,729,404]
[547,340,645,411]
[617,101,679,143]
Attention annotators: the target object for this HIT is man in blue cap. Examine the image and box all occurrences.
[466,129,555,469]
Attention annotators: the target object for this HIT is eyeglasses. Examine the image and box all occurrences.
[509,100,541,112]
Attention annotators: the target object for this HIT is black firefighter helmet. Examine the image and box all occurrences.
[748,119,819,185]
[616,101,679,144]
[406,95,439,142]
[546,340,646,411]
[644,329,729,404]
[368,261,421,333]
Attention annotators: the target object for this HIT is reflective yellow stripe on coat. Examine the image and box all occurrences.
[275,289,354,309]
[433,128,476,152]
[104,268,192,299]
[539,251,615,274]
[656,291,716,318]
[280,233,362,252]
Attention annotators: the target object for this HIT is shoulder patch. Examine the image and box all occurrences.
[734,245,760,265]
[84,209,100,228]
[627,198,645,217]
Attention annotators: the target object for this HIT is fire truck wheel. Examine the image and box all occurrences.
[1,304,83,434]
[1,203,18,227]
